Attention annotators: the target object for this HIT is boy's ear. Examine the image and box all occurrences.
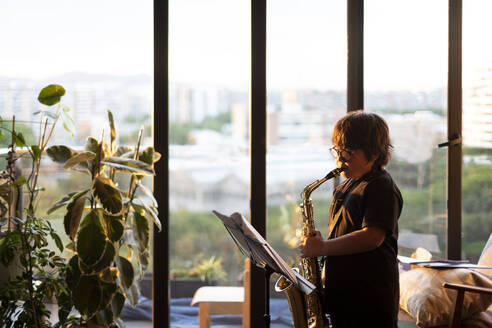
[369,154,378,165]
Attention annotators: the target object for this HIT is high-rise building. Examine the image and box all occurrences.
[463,67,492,149]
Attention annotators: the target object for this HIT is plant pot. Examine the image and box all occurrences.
[138,275,218,299]
[0,249,22,293]
[171,278,217,299]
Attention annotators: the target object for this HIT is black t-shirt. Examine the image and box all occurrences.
[322,169,403,323]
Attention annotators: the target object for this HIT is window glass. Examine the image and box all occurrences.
[266,0,347,286]
[169,0,250,298]
[462,0,492,262]
[365,0,448,259]
[0,0,153,325]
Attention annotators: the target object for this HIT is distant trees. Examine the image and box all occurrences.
[389,147,491,261]
[170,112,230,145]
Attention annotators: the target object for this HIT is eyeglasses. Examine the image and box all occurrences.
[329,147,353,160]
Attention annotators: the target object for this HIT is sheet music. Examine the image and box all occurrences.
[213,210,298,285]
[397,255,492,269]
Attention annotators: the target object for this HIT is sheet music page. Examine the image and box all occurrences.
[397,255,492,269]
[213,211,298,284]
[232,212,298,284]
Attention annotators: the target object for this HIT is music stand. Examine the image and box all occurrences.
[213,210,315,328]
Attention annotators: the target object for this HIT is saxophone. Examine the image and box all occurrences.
[276,167,343,328]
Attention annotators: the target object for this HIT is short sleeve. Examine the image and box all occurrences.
[362,175,402,235]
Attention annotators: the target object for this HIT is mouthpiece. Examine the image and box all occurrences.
[325,167,344,180]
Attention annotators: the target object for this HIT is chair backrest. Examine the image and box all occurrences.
[477,233,492,278]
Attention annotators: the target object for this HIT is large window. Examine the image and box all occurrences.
[462,0,492,262]
[2,1,483,327]
[365,0,448,258]
[266,0,347,276]
[1,0,153,326]
[155,1,485,326]
[168,0,251,292]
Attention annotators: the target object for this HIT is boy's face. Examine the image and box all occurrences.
[333,146,376,179]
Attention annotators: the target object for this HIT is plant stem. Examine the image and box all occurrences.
[28,118,48,214]
[127,128,144,203]
[21,218,40,328]
[7,116,16,231]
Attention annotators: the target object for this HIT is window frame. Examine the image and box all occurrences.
[153,0,463,326]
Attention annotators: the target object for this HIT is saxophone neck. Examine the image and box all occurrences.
[301,168,343,200]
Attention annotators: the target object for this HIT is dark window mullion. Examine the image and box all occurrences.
[347,0,364,112]
[447,0,462,260]
[250,0,267,327]
[153,0,170,326]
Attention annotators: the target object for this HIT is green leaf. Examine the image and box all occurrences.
[98,306,114,325]
[14,132,26,147]
[108,110,116,148]
[102,156,155,176]
[46,145,78,164]
[135,181,158,208]
[116,145,133,157]
[31,145,41,161]
[51,231,64,252]
[138,147,154,165]
[85,137,100,154]
[72,274,103,319]
[64,190,88,240]
[47,191,77,215]
[91,241,116,273]
[13,175,27,188]
[100,280,118,311]
[111,292,125,318]
[101,161,153,176]
[38,84,66,106]
[134,197,161,231]
[116,256,134,290]
[78,257,92,274]
[104,214,124,242]
[60,106,75,137]
[139,147,162,164]
[67,255,81,288]
[91,176,123,215]
[99,267,116,284]
[133,211,149,251]
[0,130,4,141]
[63,151,96,170]
[138,250,150,273]
[66,241,76,252]
[126,283,140,307]
[57,285,74,324]
[77,210,107,267]
[153,151,162,163]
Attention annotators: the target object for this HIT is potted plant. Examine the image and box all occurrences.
[170,255,226,298]
[0,85,75,327]
[46,109,161,326]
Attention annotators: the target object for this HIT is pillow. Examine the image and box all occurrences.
[477,233,492,279]
[399,268,492,327]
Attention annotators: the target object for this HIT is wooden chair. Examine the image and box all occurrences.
[442,237,492,328]
[190,259,250,328]
[442,282,492,328]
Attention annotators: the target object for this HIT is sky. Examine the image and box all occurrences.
[0,0,490,91]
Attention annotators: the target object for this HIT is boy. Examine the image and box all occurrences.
[299,111,403,328]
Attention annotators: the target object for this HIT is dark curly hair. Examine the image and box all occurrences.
[332,111,392,170]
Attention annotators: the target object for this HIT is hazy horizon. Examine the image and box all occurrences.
[1,0,490,91]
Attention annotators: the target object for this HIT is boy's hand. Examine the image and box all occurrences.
[299,230,324,258]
